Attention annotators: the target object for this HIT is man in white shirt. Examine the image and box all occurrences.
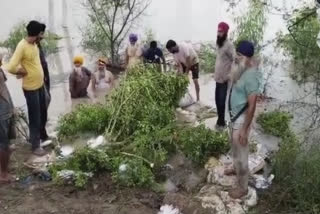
[166,40,200,101]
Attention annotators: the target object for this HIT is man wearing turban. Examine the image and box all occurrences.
[226,40,261,199]
[125,33,143,69]
[69,56,92,98]
[214,22,235,130]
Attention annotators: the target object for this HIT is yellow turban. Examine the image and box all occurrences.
[73,56,84,65]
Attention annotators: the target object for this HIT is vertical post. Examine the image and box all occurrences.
[48,0,55,32]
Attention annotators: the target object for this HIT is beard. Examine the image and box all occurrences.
[216,34,227,48]
[74,66,83,78]
[231,59,246,84]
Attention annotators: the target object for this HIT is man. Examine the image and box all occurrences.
[0,53,16,183]
[92,58,114,95]
[125,33,143,69]
[166,40,200,101]
[214,22,235,130]
[38,23,50,142]
[38,23,50,93]
[226,40,261,199]
[3,20,47,156]
[143,41,166,72]
[69,56,92,98]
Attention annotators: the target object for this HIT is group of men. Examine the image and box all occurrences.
[0,20,261,200]
[123,22,261,199]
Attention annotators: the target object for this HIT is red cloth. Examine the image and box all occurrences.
[218,22,229,33]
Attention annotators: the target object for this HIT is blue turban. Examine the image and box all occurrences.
[129,33,138,43]
[236,40,254,57]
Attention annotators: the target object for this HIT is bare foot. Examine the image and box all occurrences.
[0,173,15,184]
[228,187,248,199]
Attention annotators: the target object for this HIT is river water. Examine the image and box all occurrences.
[0,0,319,135]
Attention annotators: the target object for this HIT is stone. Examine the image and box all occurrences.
[205,157,221,170]
[197,186,226,214]
[197,185,258,214]
[207,166,237,187]
[249,154,266,174]
[163,179,178,193]
[60,145,74,157]
[184,170,206,192]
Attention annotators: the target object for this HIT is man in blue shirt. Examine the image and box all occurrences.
[143,41,166,72]
[226,40,261,199]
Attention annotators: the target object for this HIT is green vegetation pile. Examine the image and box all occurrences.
[54,65,229,189]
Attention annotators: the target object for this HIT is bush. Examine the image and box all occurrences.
[57,104,110,138]
[177,125,229,165]
[257,110,320,213]
[257,111,292,137]
[0,22,61,55]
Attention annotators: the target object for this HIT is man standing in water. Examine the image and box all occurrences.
[92,58,114,95]
[214,22,235,130]
[69,56,92,98]
[4,20,47,156]
[0,53,16,183]
[166,40,200,101]
[226,40,261,199]
[125,33,143,69]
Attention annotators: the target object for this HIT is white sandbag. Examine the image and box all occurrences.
[179,91,195,108]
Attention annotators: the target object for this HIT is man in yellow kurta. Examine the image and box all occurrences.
[3,21,47,156]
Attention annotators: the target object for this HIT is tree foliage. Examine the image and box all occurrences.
[277,7,320,84]
[82,0,150,64]
[232,0,267,50]
[0,22,61,55]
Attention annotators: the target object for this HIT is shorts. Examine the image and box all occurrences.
[182,63,199,79]
[231,113,246,130]
[0,117,16,150]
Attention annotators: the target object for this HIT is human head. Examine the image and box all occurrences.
[217,22,229,48]
[26,20,43,42]
[166,40,179,54]
[129,33,138,45]
[150,41,157,49]
[73,56,84,68]
[231,40,255,83]
[98,58,108,71]
[235,40,254,65]
[38,23,46,42]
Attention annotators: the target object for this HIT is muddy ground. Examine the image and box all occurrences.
[0,143,163,214]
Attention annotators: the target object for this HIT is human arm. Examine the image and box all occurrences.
[91,73,97,93]
[239,94,257,145]
[239,72,260,145]
[161,55,167,72]
[3,43,25,75]
[69,73,76,98]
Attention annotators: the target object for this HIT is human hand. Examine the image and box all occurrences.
[239,127,249,146]
[16,68,27,77]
